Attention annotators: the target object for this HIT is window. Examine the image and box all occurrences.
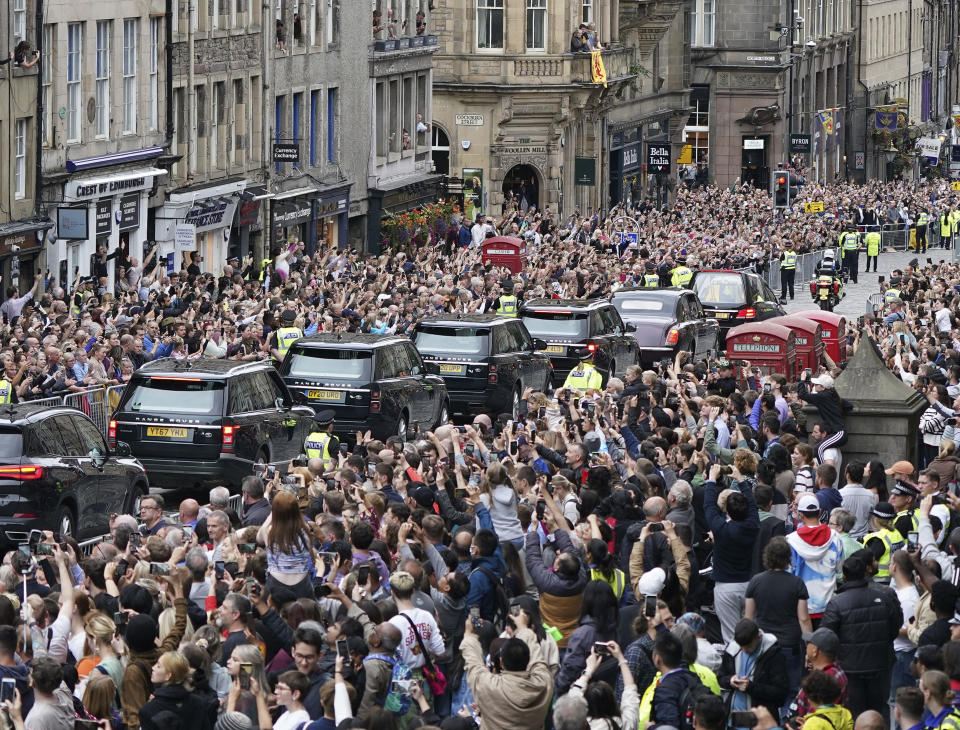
[310,89,320,167]
[13,0,26,45]
[326,87,337,163]
[232,79,245,166]
[41,24,52,147]
[376,82,387,159]
[476,0,503,49]
[251,76,261,162]
[402,76,413,151]
[581,0,592,23]
[690,0,715,46]
[96,22,111,138]
[14,120,26,200]
[326,0,339,45]
[149,18,159,130]
[526,0,545,50]
[211,81,225,166]
[292,91,302,168]
[275,95,284,172]
[67,23,82,142]
[682,85,710,165]
[388,79,399,153]
[123,19,138,133]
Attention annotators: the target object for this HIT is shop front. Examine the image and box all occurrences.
[367,173,442,251]
[155,179,245,274]
[608,125,642,207]
[270,188,315,255]
[0,219,52,292]
[313,184,351,253]
[54,166,167,289]
[231,185,272,260]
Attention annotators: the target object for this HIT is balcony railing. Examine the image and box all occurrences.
[372,34,437,53]
[569,46,634,84]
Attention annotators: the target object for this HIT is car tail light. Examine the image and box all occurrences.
[488,364,499,384]
[221,426,235,453]
[665,329,679,345]
[586,343,597,353]
[0,465,44,480]
[370,389,381,413]
[737,308,756,319]
[108,420,117,449]
[12,513,37,519]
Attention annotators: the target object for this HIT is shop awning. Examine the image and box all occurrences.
[168,178,248,204]
[272,186,318,201]
[66,146,164,173]
[241,185,273,201]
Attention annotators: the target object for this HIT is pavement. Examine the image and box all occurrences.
[782,249,939,320]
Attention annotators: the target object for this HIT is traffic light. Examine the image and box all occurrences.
[771,170,791,208]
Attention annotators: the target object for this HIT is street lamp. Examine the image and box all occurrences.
[884,144,898,164]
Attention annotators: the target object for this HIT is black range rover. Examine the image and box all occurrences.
[111,359,315,490]
[520,298,640,385]
[280,333,449,440]
[410,314,552,417]
[0,405,147,546]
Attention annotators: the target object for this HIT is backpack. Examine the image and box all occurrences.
[676,670,712,730]
[471,566,509,631]
[364,652,413,716]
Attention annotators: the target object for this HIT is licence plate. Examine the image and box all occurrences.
[714,312,730,319]
[146,426,189,438]
[438,364,466,375]
[307,389,344,403]
[545,345,565,354]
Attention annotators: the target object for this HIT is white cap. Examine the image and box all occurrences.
[797,494,820,513]
[636,567,666,597]
[810,374,834,389]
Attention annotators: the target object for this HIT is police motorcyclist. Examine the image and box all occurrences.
[812,253,843,309]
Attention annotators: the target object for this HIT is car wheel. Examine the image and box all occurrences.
[125,483,147,516]
[56,505,75,540]
[436,400,449,429]
[396,411,408,438]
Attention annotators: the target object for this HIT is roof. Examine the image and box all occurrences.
[136,358,270,377]
[0,404,78,426]
[417,313,512,326]
[612,287,687,299]
[522,298,607,310]
[294,333,409,349]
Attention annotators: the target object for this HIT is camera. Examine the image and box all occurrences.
[647,522,664,533]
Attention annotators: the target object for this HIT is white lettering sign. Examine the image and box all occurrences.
[917,137,942,161]
[743,139,765,150]
[175,224,197,250]
[456,114,484,126]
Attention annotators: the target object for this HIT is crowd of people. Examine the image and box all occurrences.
[4,177,960,730]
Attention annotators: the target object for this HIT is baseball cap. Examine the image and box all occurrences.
[885,460,915,477]
[801,627,840,655]
[810,374,834,388]
[797,494,820,513]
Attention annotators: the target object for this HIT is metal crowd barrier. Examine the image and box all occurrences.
[762,247,841,292]
[19,385,126,438]
[867,293,884,315]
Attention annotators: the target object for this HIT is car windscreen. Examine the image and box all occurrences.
[287,349,373,382]
[692,273,747,307]
[412,326,489,356]
[613,297,668,314]
[520,311,589,339]
[124,377,225,415]
[0,429,23,459]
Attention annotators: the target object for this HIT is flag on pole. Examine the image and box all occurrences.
[819,109,836,151]
[875,106,898,131]
[591,51,607,87]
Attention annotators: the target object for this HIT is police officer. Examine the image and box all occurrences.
[304,410,339,471]
[779,245,797,303]
[0,375,13,404]
[884,275,902,304]
[890,480,919,539]
[562,348,603,392]
[271,309,303,364]
[642,261,660,287]
[839,226,860,284]
[862,501,905,585]
[670,257,693,288]
[492,279,519,317]
[916,209,928,253]
[864,226,881,273]
[941,210,952,250]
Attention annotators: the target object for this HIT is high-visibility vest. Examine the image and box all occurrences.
[942,214,952,237]
[861,527,904,581]
[589,567,626,602]
[865,231,881,256]
[274,326,302,361]
[643,273,660,287]
[497,295,518,317]
[671,266,693,287]
[258,258,272,281]
[840,232,860,251]
[950,211,960,233]
[563,363,603,392]
[918,213,928,226]
[781,251,797,269]
[0,380,11,404]
[304,431,333,468]
[637,665,721,727]
[896,508,919,537]
[884,288,902,303]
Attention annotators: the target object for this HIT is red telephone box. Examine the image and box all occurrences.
[770,315,825,376]
[802,311,847,366]
[726,321,797,381]
[481,237,530,274]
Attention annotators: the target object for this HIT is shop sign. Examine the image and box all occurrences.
[68,175,150,201]
[236,199,261,227]
[184,199,233,232]
[790,134,811,154]
[622,144,640,171]
[743,139,765,150]
[175,224,197,251]
[95,200,112,236]
[273,144,300,163]
[574,157,596,186]
[647,144,671,173]
[0,233,32,256]
[117,193,140,232]
[316,196,348,218]
[496,145,547,155]
[273,200,313,226]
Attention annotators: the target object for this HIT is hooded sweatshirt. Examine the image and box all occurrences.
[801,704,854,730]
[787,523,843,615]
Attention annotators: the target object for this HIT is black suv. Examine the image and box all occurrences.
[0,404,146,546]
[520,299,640,385]
[112,359,315,490]
[411,314,553,417]
[280,334,449,440]
[689,270,786,344]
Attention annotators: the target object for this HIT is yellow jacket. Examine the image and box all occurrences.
[563,363,602,392]
[802,705,853,730]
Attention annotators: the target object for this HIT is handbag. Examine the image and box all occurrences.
[399,613,447,696]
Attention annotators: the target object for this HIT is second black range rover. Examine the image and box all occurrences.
[411,314,552,417]
[520,298,640,385]
[112,359,315,490]
[281,333,449,440]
